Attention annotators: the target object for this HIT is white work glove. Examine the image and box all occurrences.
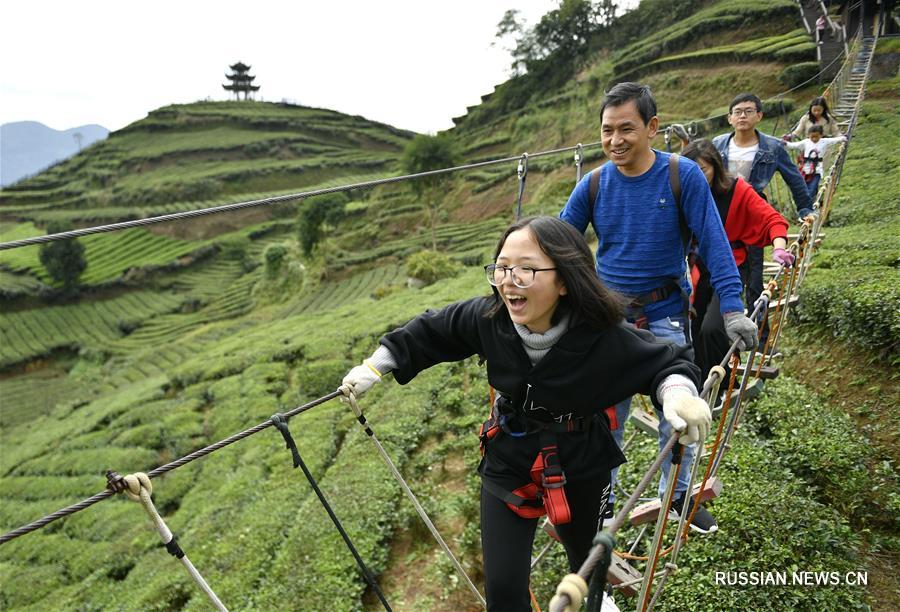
[341,360,383,398]
[723,311,758,351]
[660,379,710,446]
[341,345,397,398]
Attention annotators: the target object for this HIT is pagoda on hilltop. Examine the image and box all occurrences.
[223,62,260,100]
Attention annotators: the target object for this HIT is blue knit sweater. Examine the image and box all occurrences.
[560,150,745,321]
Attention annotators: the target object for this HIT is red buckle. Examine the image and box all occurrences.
[605,406,618,430]
[542,473,567,489]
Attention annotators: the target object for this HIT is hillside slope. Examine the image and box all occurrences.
[0,1,896,610]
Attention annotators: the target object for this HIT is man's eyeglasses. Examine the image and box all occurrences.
[730,108,758,117]
[484,264,557,289]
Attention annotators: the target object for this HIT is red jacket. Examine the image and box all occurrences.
[690,178,789,296]
[724,177,789,267]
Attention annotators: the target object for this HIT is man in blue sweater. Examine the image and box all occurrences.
[560,82,756,533]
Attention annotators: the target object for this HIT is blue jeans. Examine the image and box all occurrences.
[609,314,696,503]
[806,174,821,200]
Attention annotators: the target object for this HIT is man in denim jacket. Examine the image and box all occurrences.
[712,93,814,219]
[713,93,813,348]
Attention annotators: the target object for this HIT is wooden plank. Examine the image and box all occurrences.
[736,363,779,379]
[608,554,644,597]
[769,294,800,309]
[628,409,659,437]
[713,378,764,418]
[629,477,723,527]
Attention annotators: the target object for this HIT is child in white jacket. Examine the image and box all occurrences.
[784,125,847,198]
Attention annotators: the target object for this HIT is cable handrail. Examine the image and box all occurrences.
[0,142,601,251]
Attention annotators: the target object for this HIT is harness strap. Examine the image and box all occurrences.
[537,430,571,525]
[479,408,577,524]
[481,477,544,509]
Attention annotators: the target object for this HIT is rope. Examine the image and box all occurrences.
[108,472,227,611]
[0,389,342,545]
[547,432,679,612]
[339,387,487,608]
[0,142,600,251]
[269,413,392,611]
[636,445,682,611]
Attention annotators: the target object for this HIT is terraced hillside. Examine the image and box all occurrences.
[0,0,897,610]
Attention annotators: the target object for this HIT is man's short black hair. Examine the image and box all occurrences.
[808,125,824,135]
[729,93,763,113]
[600,82,657,125]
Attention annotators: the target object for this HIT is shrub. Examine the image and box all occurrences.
[263,244,288,279]
[748,376,899,527]
[797,269,900,355]
[296,193,348,256]
[38,222,87,290]
[778,61,820,88]
[405,250,458,286]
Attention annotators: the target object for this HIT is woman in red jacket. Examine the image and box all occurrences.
[682,139,795,383]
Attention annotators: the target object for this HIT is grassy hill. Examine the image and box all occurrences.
[0,0,897,609]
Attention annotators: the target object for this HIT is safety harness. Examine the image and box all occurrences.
[478,394,584,524]
[587,153,689,329]
[797,149,821,183]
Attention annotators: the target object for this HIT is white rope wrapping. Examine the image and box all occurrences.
[549,573,588,612]
[122,473,228,612]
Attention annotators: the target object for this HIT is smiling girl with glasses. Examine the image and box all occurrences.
[341,215,710,610]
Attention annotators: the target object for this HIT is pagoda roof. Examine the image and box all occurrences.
[224,74,256,82]
[229,61,251,71]
[223,84,261,91]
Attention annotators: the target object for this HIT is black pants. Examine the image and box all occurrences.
[480,474,611,612]
[691,273,733,384]
[744,245,768,348]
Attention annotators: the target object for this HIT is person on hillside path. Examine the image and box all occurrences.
[786,96,842,141]
[682,139,794,387]
[341,216,709,612]
[559,82,757,535]
[783,125,847,197]
[713,92,814,350]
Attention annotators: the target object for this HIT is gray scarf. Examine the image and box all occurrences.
[513,313,570,365]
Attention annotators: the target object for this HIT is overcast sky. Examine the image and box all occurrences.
[1,0,563,134]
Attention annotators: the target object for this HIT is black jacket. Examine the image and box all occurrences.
[381,296,700,488]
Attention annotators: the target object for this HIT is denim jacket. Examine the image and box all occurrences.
[713,130,813,216]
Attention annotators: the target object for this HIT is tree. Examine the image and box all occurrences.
[495,1,617,76]
[296,193,348,257]
[39,222,87,292]
[401,133,460,251]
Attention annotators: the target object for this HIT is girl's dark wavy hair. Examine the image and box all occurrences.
[682,139,733,197]
[807,96,832,122]
[485,216,625,329]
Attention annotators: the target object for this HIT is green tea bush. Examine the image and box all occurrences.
[778,61,820,88]
[263,244,288,279]
[406,250,459,286]
[797,268,900,354]
[748,377,899,527]
[651,429,866,612]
